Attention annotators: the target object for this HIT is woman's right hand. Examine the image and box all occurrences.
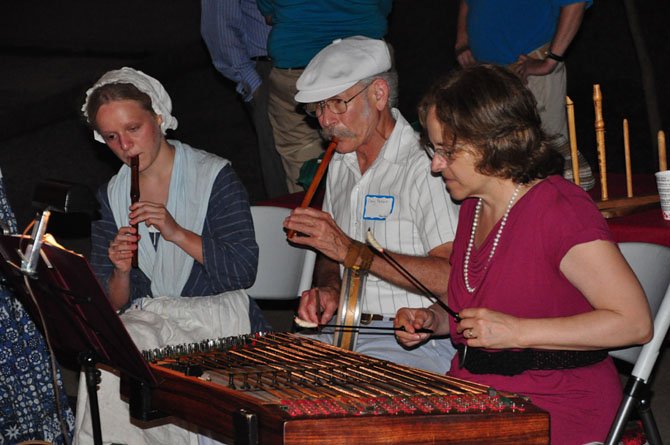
[394,307,435,348]
[108,226,138,272]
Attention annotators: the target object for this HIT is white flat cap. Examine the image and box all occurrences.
[295,36,391,103]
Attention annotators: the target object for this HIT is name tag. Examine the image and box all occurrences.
[363,195,395,220]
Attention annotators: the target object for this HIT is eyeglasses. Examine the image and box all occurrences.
[423,142,458,161]
[303,84,371,118]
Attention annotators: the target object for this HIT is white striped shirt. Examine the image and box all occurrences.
[324,109,459,315]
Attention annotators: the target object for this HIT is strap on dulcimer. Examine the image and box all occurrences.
[333,240,374,350]
[333,266,367,350]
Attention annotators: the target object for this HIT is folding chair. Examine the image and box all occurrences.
[605,242,670,445]
[246,206,316,300]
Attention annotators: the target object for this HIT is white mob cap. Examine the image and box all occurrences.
[82,66,178,143]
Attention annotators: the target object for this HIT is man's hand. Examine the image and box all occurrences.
[284,207,352,263]
[510,55,559,84]
[297,286,339,325]
[455,46,476,68]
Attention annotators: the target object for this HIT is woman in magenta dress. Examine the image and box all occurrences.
[394,64,653,444]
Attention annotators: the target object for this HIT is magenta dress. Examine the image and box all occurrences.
[447,176,622,444]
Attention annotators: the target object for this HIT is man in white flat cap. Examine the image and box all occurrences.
[283,36,460,373]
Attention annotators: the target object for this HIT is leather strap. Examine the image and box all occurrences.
[344,240,375,271]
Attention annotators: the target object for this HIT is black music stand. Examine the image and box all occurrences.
[0,182,156,445]
[0,236,157,445]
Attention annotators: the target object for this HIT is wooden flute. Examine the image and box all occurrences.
[287,137,338,239]
[130,155,140,268]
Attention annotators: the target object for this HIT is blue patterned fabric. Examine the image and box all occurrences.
[0,174,75,444]
[0,176,17,235]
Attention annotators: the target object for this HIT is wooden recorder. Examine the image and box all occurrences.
[567,86,665,218]
[123,332,549,445]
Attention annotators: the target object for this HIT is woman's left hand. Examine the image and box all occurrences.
[394,307,435,348]
[129,201,182,242]
[457,307,522,349]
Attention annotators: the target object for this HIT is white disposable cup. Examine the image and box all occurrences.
[655,170,670,221]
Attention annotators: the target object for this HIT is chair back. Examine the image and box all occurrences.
[246,206,316,299]
[609,242,670,377]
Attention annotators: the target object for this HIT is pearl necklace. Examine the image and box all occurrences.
[463,184,522,293]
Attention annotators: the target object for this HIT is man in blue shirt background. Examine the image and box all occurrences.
[455,0,596,190]
[201,0,288,199]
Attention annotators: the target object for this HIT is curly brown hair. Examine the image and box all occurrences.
[418,64,563,183]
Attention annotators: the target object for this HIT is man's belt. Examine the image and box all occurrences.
[457,344,609,376]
